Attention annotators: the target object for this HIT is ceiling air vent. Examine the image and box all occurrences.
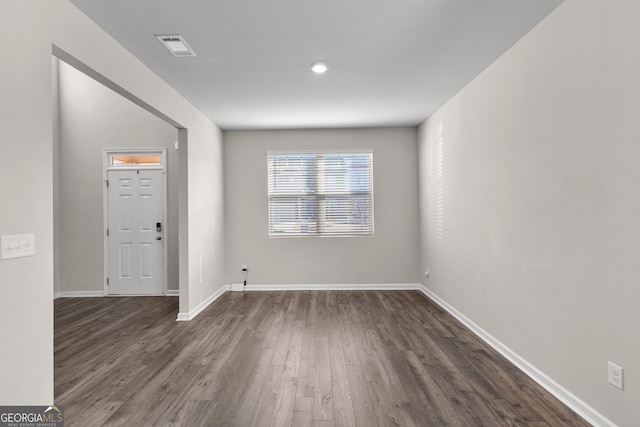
[156,34,196,57]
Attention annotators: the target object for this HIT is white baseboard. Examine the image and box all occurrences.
[54,291,105,299]
[243,283,421,291]
[418,285,614,427]
[55,290,180,298]
[176,285,229,322]
[230,283,245,292]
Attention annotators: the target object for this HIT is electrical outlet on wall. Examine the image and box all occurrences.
[241,264,247,271]
[608,361,624,390]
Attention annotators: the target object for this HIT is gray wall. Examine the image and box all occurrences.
[418,0,639,425]
[0,0,225,404]
[224,128,419,286]
[56,60,179,293]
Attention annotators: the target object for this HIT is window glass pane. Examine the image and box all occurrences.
[269,196,318,235]
[111,155,161,166]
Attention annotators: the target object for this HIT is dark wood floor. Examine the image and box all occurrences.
[55,291,588,426]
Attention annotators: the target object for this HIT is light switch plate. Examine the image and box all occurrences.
[1,234,35,260]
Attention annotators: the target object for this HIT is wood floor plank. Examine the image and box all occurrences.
[209,331,270,423]
[328,314,355,426]
[61,400,123,427]
[363,326,410,404]
[283,320,305,378]
[248,363,284,427]
[313,293,334,422]
[313,336,334,421]
[292,396,314,427]
[337,301,360,367]
[349,320,384,383]
[270,376,298,427]
[230,347,275,426]
[55,291,590,426]
[296,324,317,398]
[365,379,401,426]
[345,363,377,427]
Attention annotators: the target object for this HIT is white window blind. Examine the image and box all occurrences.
[268,152,374,237]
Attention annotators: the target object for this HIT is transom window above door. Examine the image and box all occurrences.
[111,155,161,166]
[106,149,166,170]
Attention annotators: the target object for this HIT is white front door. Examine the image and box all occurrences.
[107,169,164,295]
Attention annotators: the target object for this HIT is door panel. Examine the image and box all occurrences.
[108,169,164,295]
[139,194,153,231]
[140,243,152,277]
[119,243,132,278]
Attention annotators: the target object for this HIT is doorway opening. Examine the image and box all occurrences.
[52,50,184,301]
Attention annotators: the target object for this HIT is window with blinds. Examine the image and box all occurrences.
[267,152,374,237]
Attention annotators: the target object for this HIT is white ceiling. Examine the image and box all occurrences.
[69,0,562,130]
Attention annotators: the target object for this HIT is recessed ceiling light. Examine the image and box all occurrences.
[156,34,196,57]
[310,61,329,74]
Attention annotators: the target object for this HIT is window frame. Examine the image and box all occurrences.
[267,150,374,238]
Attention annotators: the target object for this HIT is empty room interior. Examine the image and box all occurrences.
[1,0,639,426]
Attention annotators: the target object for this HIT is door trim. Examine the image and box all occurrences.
[103,148,168,296]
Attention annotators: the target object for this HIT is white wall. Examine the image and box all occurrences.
[0,0,224,404]
[224,128,419,286]
[56,60,179,293]
[418,0,639,425]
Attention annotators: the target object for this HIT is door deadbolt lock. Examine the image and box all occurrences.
[156,222,162,232]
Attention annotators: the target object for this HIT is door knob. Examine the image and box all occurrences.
[156,236,162,240]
